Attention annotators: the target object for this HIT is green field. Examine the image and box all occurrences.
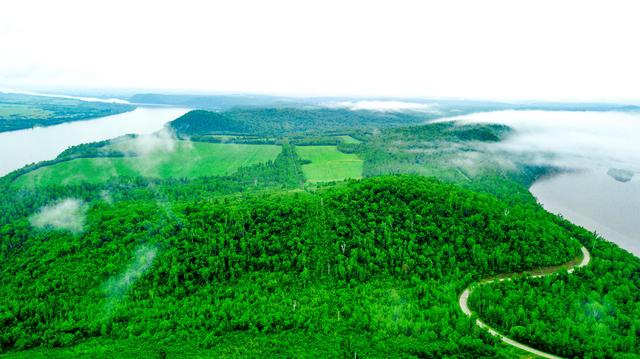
[335,135,362,144]
[0,105,54,119]
[14,142,281,187]
[296,145,363,182]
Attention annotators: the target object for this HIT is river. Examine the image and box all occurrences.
[446,110,640,257]
[530,169,640,256]
[0,107,189,176]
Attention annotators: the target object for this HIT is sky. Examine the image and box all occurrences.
[2,0,640,102]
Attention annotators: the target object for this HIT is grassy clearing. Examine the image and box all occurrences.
[296,145,363,182]
[14,142,281,187]
[335,135,362,144]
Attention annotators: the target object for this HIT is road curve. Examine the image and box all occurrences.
[459,246,591,359]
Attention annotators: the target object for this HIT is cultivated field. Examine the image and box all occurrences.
[335,135,362,144]
[14,141,281,187]
[296,145,363,182]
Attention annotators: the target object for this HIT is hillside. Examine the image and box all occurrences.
[0,176,580,357]
[168,108,440,137]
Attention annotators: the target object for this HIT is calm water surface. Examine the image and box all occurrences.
[530,169,640,256]
[0,107,189,176]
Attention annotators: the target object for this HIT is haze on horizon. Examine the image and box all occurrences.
[2,0,640,103]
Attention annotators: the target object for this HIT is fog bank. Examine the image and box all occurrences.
[445,110,640,173]
[444,110,640,256]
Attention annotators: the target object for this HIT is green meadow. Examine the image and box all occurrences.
[335,135,362,144]
[296,145,363,182]
[14,142,281,187]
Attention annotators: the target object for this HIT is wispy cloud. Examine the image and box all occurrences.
[113,128,179,157]
[30,198,87,233]
[110,128,194,177]
[104,245,157,297]
[100,244,158,320]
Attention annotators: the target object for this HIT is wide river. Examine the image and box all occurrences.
[531,169,640,256]
[0,107,189,176]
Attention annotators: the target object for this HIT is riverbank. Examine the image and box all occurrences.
[0,92,136,132]
[0,107,190,177]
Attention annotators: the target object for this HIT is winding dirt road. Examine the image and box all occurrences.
[459,246,591,359]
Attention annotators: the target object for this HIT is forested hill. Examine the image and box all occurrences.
[169,104,640,140]
[169,108,439,136]
[0,175,580,357]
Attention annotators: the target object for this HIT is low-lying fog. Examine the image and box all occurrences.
[323,100,440,113]
[445,110,640,256]
[449,110,640,172]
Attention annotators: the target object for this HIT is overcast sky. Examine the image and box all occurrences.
[2,0,639,102]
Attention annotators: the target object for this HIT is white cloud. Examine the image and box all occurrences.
[30,198,87,233]
[114,128,179,157]
[110,128,190,177]
[444,110,640,172]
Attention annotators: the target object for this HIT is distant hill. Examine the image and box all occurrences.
[131,93,640,113]
[168,107,440,137]
[129,93,299,110]
[170,110,249,135]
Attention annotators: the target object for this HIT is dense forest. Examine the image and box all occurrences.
[0,93,134,132]
[469,221,640,358]
[0,175,581,357]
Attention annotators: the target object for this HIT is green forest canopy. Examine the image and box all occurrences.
[0,175,583,357]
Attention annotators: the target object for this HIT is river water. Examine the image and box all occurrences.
[0,107,189,176]
[530,169,640,256]
[447,110,640,256]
